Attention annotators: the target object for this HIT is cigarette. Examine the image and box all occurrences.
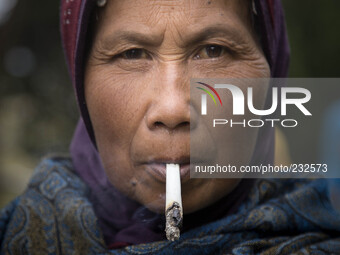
[165,163,183,241]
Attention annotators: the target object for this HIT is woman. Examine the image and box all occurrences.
[1,0,340,254]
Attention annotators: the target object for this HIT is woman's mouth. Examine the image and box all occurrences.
[144,160,191,183]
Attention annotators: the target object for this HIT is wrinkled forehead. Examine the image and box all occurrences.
[92,0,254,46]
[96,0,251,22]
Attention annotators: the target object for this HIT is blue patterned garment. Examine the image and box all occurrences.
[1,155,340,254]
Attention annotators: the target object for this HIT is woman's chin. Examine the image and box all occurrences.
[144,203,166,214]
[136,178,242,215]
[141,195,216,215]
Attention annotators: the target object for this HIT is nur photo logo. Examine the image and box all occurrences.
[195,81,312,128]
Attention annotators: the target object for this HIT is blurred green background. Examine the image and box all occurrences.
[0,0,340,208]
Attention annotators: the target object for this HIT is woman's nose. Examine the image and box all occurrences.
[145,64,195,132]
[146,93,190,131]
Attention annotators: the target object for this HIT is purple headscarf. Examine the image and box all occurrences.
[60,0,289,248]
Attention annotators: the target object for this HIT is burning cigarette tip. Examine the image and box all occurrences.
[165,202,182,241]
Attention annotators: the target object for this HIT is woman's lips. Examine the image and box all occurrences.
[145,163,191,183]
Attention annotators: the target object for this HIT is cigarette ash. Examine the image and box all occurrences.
[165,202,183,241]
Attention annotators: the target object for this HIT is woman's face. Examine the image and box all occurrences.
[85,0,270,213]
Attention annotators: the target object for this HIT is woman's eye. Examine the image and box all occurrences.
[120,48,149,60]
[194,45,226,60]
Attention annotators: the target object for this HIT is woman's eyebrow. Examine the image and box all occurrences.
[98,25,246,50]
[99,31,165,49]
[184,25,247,47]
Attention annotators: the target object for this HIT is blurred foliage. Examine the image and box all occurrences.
[0,0,78,207]
[0,0,339,207]
[283,0,340,77]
